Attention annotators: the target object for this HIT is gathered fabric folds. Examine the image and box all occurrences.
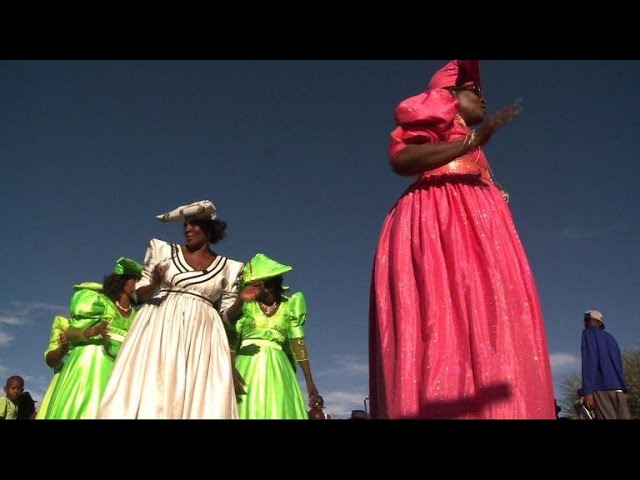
[370,172,556,419]
[98,239,244,419]
[235,293,309,419]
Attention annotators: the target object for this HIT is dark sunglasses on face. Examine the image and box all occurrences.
[453,85,482,97]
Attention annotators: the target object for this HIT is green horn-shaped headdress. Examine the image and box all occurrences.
[114,257,144,277]
[243,253,292,285]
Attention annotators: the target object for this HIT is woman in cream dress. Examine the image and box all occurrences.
[98,200,244,419]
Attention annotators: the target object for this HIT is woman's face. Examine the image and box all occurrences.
[123,277,138,298]
[183,220,208,248]
[454,85,486,126]
[254,282,271,302]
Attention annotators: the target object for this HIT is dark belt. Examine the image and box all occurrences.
[159,289,216,308]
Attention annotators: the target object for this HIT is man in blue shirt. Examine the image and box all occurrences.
[581,309,631,419]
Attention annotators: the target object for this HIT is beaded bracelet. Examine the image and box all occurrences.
[462,131,478,152]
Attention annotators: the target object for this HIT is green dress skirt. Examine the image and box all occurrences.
[36,315,70,419]
[44,288,136,419]
[235,292,309,419]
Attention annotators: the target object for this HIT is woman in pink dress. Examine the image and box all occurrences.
[369,60,555,419]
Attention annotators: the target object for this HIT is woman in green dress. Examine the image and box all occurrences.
[232,254,320,419]
[36,314,70,419]
[44,257,143,419]
[36,283,104,419]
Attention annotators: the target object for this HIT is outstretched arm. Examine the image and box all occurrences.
[392,99,522,177]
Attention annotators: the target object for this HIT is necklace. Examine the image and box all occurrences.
[115,300,132,314]
[258,301,280,316]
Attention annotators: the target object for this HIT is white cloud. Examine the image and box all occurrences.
[0,330,15,347]
[550,353,581,401]
[25,374,54,402]
[0,316,23,326]
[550,352,580,370]
[9,301,67,316]
[316,354,368,378]
[0,300,67,347]
[323,390,369,418]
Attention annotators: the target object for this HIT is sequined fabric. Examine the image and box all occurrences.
[370,106,555,418]
[370,169,555,419]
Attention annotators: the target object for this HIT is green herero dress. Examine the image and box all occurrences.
[36,315,71,419]
[235,292,309,419]
[44,287,137,419]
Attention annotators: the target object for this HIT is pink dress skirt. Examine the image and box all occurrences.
[369,149,556,419]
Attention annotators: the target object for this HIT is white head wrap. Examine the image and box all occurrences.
[156,200,217,223]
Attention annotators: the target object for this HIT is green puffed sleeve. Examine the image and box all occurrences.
[72,282,103,293]
[43,315,70,361]
[287,292,309,362]
[65,289,106,344]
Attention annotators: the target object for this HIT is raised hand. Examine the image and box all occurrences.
[95,321,110,339]
[475,98,522,147]
[239,283,261,302]
[84,321,110,339]
[151,263,168,287]
[59,331,69,353]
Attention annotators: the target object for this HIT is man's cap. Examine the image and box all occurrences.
[584,309,605,328]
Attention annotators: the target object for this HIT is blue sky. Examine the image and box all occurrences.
[1,60,639,418]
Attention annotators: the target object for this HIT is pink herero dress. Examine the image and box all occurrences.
[369,88,555,419]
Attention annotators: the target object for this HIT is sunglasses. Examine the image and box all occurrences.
[452,85,482,97]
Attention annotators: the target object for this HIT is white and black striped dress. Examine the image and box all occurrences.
[98,239,244,419]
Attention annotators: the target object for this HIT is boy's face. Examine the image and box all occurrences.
[4,379,24,402]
